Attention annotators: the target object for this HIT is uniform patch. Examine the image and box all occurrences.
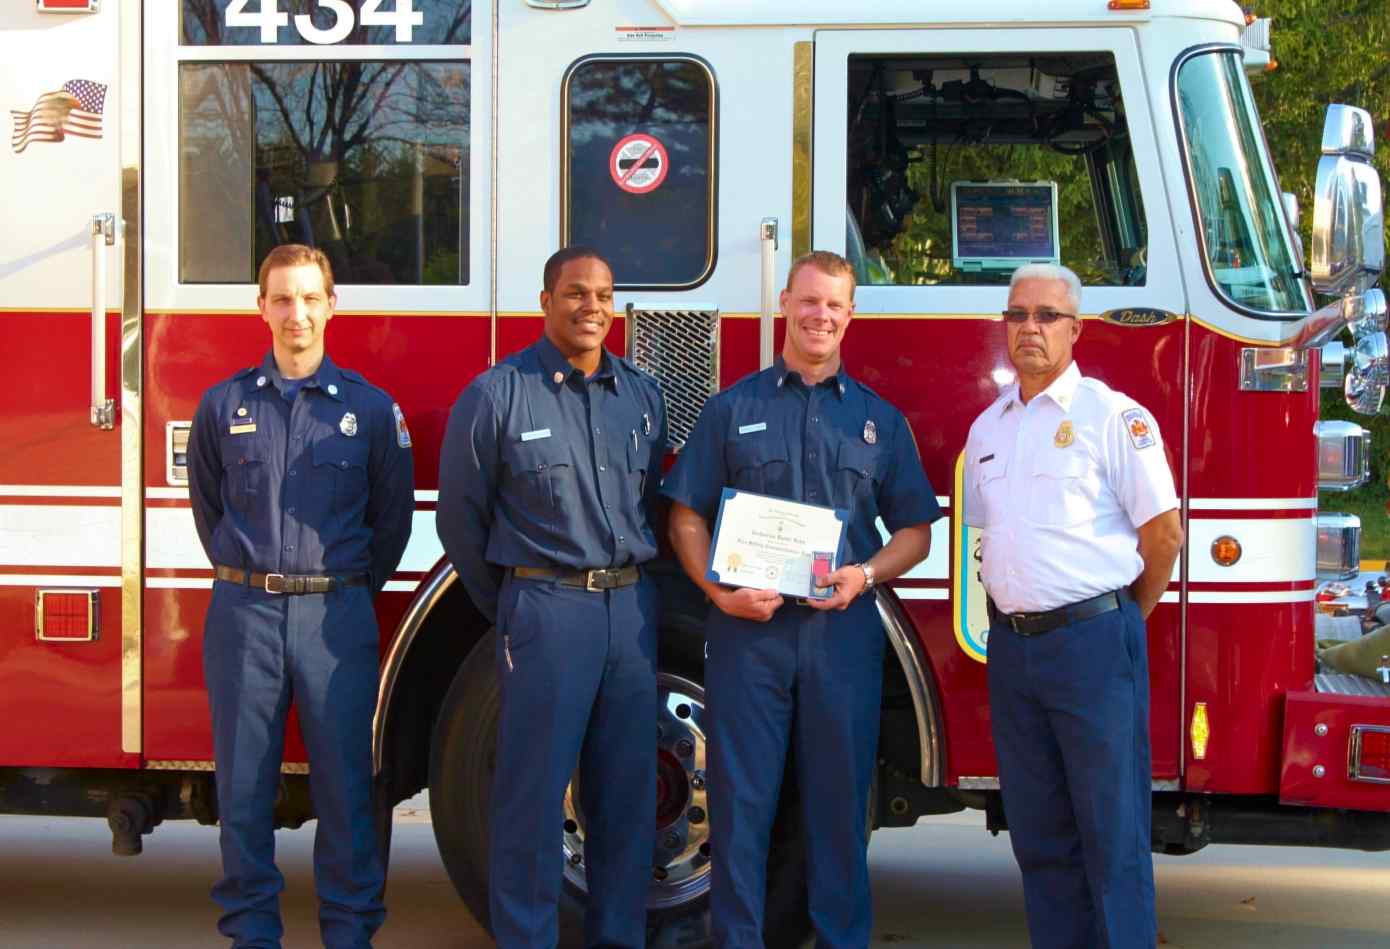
[1123,408,1155,449]
[1054,420,1074,448]
[392,403,412,449]
[738,422,767,435]
[339,411,358,437]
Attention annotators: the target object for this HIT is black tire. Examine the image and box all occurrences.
[428,624,813,948]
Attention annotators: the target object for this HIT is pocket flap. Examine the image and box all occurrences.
[313,435,370,471]
[836,441,879,478]
[729,434,789,472]
[504,434,571,475]
[1033,450,1090,480]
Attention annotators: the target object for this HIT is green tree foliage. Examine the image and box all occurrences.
[1255,2,1390,554]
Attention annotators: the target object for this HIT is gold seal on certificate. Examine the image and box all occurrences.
[706,489,849,599]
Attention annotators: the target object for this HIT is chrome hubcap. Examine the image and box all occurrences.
[562,672,710,910]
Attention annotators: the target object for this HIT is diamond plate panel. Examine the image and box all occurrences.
[1315,672,1390,698]
[626,305,719,452]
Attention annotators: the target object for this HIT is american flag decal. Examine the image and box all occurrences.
[10,79,107,154]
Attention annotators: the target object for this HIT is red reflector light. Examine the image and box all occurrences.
[1354,728,1390,781]
[35,590,98,642]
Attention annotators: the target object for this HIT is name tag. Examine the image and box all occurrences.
[738,422,767,435]
[520,428,552,442]
[229,423,257,435]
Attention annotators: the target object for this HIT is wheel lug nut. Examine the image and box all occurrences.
[569,852,583,867]
[687,806,705,825]
[563,819,578,834]
[653,866,669,881]
[690,771,706,790]
[676,738,694,757]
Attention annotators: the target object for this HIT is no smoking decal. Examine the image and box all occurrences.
[609,133,669,194]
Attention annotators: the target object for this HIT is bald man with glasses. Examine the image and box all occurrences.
[963,263,1183,949]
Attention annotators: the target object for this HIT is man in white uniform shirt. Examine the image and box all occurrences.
[964,264,1183,949]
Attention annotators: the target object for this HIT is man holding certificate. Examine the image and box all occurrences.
[663,251,941,947]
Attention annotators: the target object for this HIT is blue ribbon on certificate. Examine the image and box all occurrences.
[706,488,849,599]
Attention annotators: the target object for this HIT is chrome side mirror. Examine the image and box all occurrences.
[1321,104,1375,158]
[1311,105,1385,296]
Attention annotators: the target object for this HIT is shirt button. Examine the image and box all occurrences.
[599,465,606,472]
[289,469,297,476]
[284,545,295,552]
[618,535,625,544]
[812,416,819,423]
[594,427,601,434]
[809,451,817,460]
[287,506,296,515]
[538,463,547,471]
[339,460,348,469]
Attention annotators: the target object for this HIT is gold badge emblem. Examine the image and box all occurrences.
[1054,420,1074,448]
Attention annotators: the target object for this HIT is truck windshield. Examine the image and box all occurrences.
[1175,50,1310,315]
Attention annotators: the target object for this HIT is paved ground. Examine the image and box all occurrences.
[1,801,1387,947]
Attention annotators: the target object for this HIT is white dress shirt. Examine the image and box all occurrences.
[963,361,1179,614]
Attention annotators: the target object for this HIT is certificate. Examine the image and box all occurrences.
[706,488,849,599]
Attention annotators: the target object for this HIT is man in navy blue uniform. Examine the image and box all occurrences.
[663,251,941,947]
[436,247,667,948]
[187,244,414,949]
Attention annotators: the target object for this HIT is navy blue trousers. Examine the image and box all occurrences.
[987,597,1156,949]
[203,580,384,949]
[488,572,659,949]
[705,596,883,949]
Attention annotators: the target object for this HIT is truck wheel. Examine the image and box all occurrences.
[428,627,812,947]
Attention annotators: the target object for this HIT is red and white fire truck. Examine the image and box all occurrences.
[3,0,1388,941]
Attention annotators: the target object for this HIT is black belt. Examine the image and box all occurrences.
[214,564,369,595]
[988,589,1131,637]
[511,565,640,592]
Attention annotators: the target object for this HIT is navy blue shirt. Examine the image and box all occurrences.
[187,353,415,592]
[437,335,668,623]
[662,359,941,566]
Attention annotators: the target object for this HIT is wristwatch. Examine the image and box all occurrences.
[858,562,876,594]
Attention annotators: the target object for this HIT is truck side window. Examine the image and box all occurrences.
[845,52,1146,288]
[179,61,470,285]
[563,56,717,290]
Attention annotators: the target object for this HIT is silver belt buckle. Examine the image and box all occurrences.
[264,573,286,594]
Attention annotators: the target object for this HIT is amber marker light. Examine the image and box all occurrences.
[1107,0,1151,9]
[1190,703,1211,760]
[1211,535,1242,567]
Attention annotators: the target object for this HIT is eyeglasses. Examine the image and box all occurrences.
[1001,308,1076,325]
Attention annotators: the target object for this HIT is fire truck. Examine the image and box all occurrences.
[2,0,1388,942]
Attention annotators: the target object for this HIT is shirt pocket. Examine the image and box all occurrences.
[220,434,272,509]
[836,441,882,515]
[975,453,1010,528]
[626,431,653,503]
[727,435,790,497]
[1026,449,1098,528]
[503,436,573,512]
[313,435,371,512]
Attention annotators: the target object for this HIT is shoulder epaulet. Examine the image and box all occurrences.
[852,378,886,403]
[232,365,257,379]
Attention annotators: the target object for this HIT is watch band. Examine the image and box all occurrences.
[859,562,876,593]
